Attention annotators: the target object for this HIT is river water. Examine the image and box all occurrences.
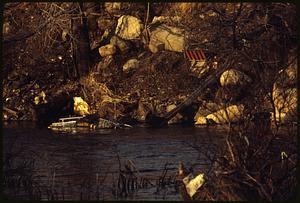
[3,121,226,201]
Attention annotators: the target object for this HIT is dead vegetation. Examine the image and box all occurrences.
[2,2,297,201]
[188,122,297,201]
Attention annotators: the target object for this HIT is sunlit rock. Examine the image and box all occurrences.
[151,16,181,24]
[3,112,8,120]
[166,104,183,124]
[190,61,210,78]
[207,10,217,17]
[195,116,207,125]
[183,173,205,198]
[104,2,121,14]
[34,91,47,105]
[61,29,68,41]
[73,97,89,116]
[205,104,245,124]
[110,35,131,53]
[123,59,139,72]
[3,22,10,35]
[272,84,297,123]
[148,24,185,53]
[194,101,220,122]
[115,15,144,40]
[34,96,39,105]
[220,69,252,87]
[98,44,116,57]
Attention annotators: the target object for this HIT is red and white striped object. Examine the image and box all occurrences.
[184,49,206,61]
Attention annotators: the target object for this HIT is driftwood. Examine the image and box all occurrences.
[3,107,18,117]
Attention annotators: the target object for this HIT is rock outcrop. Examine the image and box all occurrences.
[115,15,144,40]
[148,24,185,53]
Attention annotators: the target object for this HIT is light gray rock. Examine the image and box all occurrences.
[98,44,116,57]
[115,15,144,40]
[190,61,210,78]
[3,22,10,35]
[195,104,245,125]
[123,59,139,72]
[110,35,131,53]
[148,24,185,53]
[219,69,252,87]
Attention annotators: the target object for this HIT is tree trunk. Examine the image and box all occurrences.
[72,3,91,78]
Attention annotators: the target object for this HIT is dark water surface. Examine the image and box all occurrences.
[3,121,226,201]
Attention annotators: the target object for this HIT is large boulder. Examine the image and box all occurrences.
[220,69,252,87]
[195,104,244,125]
[115,15,144,40]
[148,24,185,53]
[98,44,116,57]
[272,84,297,123]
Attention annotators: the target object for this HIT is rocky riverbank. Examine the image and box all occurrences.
[3,3,297,128]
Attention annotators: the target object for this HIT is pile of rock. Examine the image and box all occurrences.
[194,62,297,126]
[97,13,186,74]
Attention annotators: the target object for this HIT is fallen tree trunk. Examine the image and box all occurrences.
[146,57,232,127]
